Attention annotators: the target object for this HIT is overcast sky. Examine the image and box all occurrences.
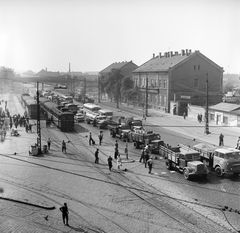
[0,0,239,74]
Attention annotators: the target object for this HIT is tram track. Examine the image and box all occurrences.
[40,126,233,232]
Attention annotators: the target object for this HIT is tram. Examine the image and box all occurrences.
[42,101,74,132]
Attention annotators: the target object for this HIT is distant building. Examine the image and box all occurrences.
[132,49,224,115]
[209,102,240,126]
[99,61,138,77]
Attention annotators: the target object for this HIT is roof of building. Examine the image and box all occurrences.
[36,69,60,77]
[134,54,188,72]
[99,61,133,74]
[133,50,223,73]
[209,102,240,112]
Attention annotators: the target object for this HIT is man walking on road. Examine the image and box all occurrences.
[62,140,66,153]
[219,133,224,146]
[139,148,145,163]
[95,148,99,164]
[98,131,103,145]
[60,203,69,226]
[147,157,153,174]
[47,138,51,150]
[107,156,113,171]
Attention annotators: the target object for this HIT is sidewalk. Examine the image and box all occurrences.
[113,101,240,149]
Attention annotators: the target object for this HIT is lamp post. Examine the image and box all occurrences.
[205,73,210,134]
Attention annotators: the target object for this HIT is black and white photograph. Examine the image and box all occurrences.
[0,0,239,232]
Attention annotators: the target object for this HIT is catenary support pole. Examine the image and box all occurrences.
[205,73,210,134]
[36,82,42,154]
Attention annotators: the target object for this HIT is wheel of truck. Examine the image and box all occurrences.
[183,169,190,180]
[165,160,172,170]
[215,166,224,177]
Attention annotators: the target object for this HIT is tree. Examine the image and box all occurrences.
[101,69,123,108]
[121,76,137,104]
[0,66,15,79]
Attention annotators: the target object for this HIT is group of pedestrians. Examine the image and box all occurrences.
[139,144,153,173]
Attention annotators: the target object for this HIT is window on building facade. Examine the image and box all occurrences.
[223,116,228,124]
[194,78,199,87]
[210,114,215,121]
[164,96,167,105]
[155,79,157,87]
[194,65,196,70]
[151,79,154,87]
[163,80,167,89]
[159,79,162,87]
[159,95,162,105]
[198,65,200,70]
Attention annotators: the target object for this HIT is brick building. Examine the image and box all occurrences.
[132,49,224,115]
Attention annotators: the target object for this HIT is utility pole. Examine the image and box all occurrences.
[98,74,101,103]
[83,77,86,103]
[36,81,42,154]
[205,73,210,134]
[117,78,119,108]
[145,74,148,117]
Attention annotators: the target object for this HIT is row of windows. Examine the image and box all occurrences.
[135,78,167,88]
[194,65,200,70]
[136,78,200,89]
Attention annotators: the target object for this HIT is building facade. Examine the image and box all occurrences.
[132,50,224,115]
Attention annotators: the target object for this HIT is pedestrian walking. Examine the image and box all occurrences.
[125,144,128,160]
[183,112,186,119]
[95,148,99,164]
[145,151,150,168]
[47,138,51,150]
[139,148,145,163]
[98,131,103,145]
[117,154,122,169]
[114,147,119,160]
[59,203,69,226]
[107,156,113,171]
[115,140,118,150]
[62,140,66,153]
[147,157,153,174]
[219,133,224,146]
[89,132,94,145]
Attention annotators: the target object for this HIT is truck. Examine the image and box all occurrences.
[108,118,142,139]
[192,143,240,177]
[85,112,98,124]
[160,144,208,180]
[129,127,161,149]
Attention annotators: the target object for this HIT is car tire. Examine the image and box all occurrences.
[215,166,224,177]
[183,169,190,180]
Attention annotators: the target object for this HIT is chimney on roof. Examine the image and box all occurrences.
[153,53,155,58]
[165,52,167,58]
[175,51,178,56]
[159,52,161,58]
[181,50,185,56]
[170,51,174,57]
[188,49,192,54]
[186,49,188,55]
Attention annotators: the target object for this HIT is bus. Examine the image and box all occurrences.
[61,95,73,103]
[98,109,113,118]
[83,103,101,114]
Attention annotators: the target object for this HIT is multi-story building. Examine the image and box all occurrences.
[132,49,224,115]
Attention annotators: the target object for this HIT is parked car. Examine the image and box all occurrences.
[74,113,85,122]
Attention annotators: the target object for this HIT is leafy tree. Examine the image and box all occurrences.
[121,76,138,104]
[0,66,15,79]
[101,68,123,108]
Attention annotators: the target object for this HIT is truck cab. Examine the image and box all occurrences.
[213,148,240,177]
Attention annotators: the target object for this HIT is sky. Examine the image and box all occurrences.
[0,0,239,74]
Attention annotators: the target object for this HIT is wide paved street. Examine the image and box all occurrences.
[0,91,240,233]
